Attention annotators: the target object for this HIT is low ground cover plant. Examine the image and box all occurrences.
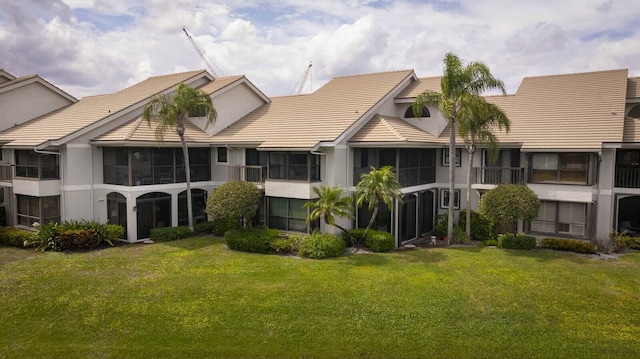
[540,238,596,254]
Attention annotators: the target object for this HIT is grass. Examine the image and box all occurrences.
[1,238,639,359]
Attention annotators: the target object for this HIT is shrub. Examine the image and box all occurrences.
[499,233,537,250]
[299,232,345,259]
[225,227,280,254]
[478,184,540,233]
[0,227,34,247]
[206,181,262,227]
[211,217,241,237]
[459,209,497,242]
[434,213,448,235]
[26,222,59,251]
[364,230,394,252]
[483,239,499,247]
[56,228,100,250]
[343,228,366,247]
[271,234,303,255]
[149,226,193,242]
[611,231,640,251]
[194,221,215,235]
[539,238,596,254]
[25,220,123,251]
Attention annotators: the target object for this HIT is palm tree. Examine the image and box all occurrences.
[413,52,505,244]
[304,185,355,243]
[143,83,217,232]
[458,100,510,239]
[355,166,402,244]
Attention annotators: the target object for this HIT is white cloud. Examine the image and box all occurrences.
[2,0,639,98]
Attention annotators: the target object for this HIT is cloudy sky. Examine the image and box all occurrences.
[1,0,638,99]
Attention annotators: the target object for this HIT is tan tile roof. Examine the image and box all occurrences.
[211,70,414,149]
[198,75,245,94]
[0,70,206,148]
[628,77,640,99]
[92,117,214,145]
[349,114,446,144]
[487,69,628,150]
[395,76,442,99]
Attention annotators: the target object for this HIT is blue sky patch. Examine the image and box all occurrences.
[73,9,135,32]
[581,28,633,42]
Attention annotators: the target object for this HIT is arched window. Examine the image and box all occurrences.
[629,104,640,119]
[136,192,171,239]
[178,189,208,226]
[404,106,430,118]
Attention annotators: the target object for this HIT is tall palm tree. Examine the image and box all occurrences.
[355,166,402,243]
[413,52,505,244]
[143,83,217,232]
[304,185,355,243]
[458,100,510,239]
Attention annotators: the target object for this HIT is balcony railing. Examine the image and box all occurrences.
[229,165,266,184]
[474,167,525,185]
[0,164,13,182]
[615,168,640,188]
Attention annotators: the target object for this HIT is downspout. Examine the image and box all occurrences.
[34,142,65,221]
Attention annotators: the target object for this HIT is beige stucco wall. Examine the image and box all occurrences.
[0,81,73,131]
[196,82,266,136]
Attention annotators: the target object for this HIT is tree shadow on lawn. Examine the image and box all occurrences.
[159,235,223,251]
[342,246,447,266]
[501,247,600,264]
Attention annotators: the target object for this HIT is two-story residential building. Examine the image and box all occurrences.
[0,69,77,226]
[0,66,638,247]
[0,69,269,241]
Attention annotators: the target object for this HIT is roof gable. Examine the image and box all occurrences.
[0,70,207,148]
[0,74,77,103]
[212,70,415,149]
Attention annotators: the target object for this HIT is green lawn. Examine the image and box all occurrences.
[1,237,639,359]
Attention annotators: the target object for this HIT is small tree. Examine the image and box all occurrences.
[143,83,217,232]
[304,185,355,244]
[478,184,540,234]
[206,181,261,228]
[355,166,402,246]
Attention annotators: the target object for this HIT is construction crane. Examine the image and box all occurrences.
[182,26,221,78]
[290,62,312,95]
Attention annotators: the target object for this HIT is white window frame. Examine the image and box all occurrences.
[440,189,460,209]
[441,148,462,167]
[216,147,228,164]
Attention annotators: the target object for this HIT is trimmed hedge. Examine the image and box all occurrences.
[193,221,215,234]
[212,217,242,237]
[149,226,193,242]
[499,234,537,250]
[364,230,394,252]
[225,227,280,254]
[0,227,34,247]
[298,232,345,259]
[343,228,395,252]
[540,238,597,254]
